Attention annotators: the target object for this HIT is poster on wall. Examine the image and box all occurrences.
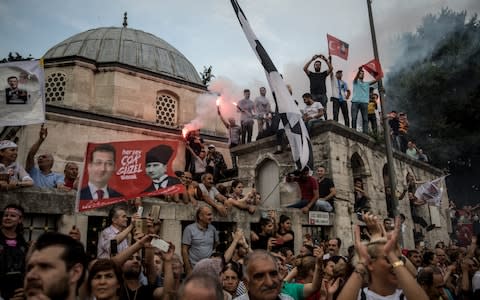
[76,140,185,212]
[0,60,45,126]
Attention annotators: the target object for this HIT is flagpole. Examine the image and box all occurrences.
[366,0,399,216]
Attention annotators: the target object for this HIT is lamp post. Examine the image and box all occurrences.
[366,0,399,216]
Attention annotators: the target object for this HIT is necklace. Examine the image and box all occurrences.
[123,284,139,300]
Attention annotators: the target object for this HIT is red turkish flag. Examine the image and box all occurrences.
[327,34,349,60]
[362,58,384,80]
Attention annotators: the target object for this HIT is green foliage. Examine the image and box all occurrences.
[386,8,480,167]
[199,65,215,86]
[0,52,33,63]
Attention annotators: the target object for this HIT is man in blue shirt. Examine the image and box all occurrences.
[351,67,378,133]
[26,124,65,189]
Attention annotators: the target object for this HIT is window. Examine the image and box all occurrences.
[45,72,67,102]
[155,93,178,127]
[22,214,59,242]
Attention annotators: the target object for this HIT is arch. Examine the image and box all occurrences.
[255,158,280,208]
[351,152,366,179]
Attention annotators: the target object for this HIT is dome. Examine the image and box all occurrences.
[44,27,203,85]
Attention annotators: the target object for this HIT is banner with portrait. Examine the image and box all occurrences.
[76,140,185,212]
[0,60,45,126]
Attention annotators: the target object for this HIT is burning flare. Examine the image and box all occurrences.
[216,97,221,106]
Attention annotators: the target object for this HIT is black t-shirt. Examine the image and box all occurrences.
[0,232,29,299]
[251,234,271,250]
[308,71,328,95]
[120,284,156,300]
[318,177,335,206]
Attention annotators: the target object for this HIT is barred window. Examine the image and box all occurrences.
[22,214,59,242]
[45,72,67,102]
[155,93,178,127]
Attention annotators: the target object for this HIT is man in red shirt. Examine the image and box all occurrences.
[286,167,332,214]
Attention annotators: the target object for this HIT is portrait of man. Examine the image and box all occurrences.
[80,143,123,200]
[5,76,29,104]
[143,144,181,192]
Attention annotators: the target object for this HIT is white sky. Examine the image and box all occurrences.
[1,0,478,100]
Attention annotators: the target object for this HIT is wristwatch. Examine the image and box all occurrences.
[392,260,405,268]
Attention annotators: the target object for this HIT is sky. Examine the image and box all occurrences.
[1,0,479,101]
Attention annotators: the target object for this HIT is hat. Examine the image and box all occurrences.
[208,144,215,149]
[145,145,173,165]
[0,140,17,150]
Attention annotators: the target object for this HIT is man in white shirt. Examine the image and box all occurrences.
[301,93,324,132]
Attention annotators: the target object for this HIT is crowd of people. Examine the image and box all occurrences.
[1,201,480,300]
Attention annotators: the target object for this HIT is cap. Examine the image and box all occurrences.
[145,145,173,165]
[0,140,17,150]
[208,144,215,149]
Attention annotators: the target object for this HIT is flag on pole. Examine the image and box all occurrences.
[362,58,384,80]
[230,0,313,170]
[414,176,446,207]
[327,34,349,60]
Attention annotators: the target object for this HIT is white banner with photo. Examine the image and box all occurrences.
[0,60,45,126]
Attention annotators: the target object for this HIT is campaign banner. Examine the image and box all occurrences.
[76,140,185,212]
[0,60,45,126]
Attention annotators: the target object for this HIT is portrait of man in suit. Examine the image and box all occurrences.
[143,144,181,193]
[80,143,123,200]
[5,76,29,104]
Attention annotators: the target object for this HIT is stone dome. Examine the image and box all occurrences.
[44,27,203,85]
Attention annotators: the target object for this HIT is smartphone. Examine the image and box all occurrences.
[110,239,118,257]
[151,238,170,252]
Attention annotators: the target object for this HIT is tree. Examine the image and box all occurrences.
[199,65,215,86]
[385,9,480,169]
[0,52,34,63]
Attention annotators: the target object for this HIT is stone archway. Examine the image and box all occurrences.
[256,158,280,208]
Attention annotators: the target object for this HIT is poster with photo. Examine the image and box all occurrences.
[76,140,185,212]
[0,60,45,126]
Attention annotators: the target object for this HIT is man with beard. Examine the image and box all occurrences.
[406,249,422,272]
[26,124,66,189]
[0,204,29,299]
[24,232,87,300]
[286,167,332,213]
[303,54,333,120]
[323,238,342,260]
[234,250,294,300]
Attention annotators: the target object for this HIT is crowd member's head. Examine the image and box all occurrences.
[358,68,365,80]
[243,250,282,300]
[243,89,250,99]
[383,218,394,232]
[121,252,142,281]
[435,247,447,266]
[316,165,327,178]
[407,249,422,268]
[24,232,87,300]
[37,153,54,172]
[88,259,122,300]
[171,254,184,279]
[278,215,292,233]
[417,267,443,300]
[259,87,267,97]
[2,203,24,234]
[221,261,242,296]
[279,247,294,265]
[299,244,314,257]
[0,140,18,165]
[423,251,438,267]
[182,171,193,185]
[323,257,336,279]
[302,93,314,106]
[201,173,215,189]
[259,217,275,236]
[196,206,213,227]
[64,162,79,181]
[88,144,116,188]
[230,179,244,197]
[314,60,322,72]
[335,70,343,79]
[108,206,128,230]
[365,240,399,290]
[296,255,316,281]
[178,272,223,300]
[327,238,342,256]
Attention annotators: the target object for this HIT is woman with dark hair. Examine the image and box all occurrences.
[272,214,294,252]
[88,259,123,300]
[221,261,245,298]
[227,179,258,214]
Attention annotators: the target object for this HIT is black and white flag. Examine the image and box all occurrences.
[230,0,313,170]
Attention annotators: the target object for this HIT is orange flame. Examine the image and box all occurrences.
[233,102,237,106]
